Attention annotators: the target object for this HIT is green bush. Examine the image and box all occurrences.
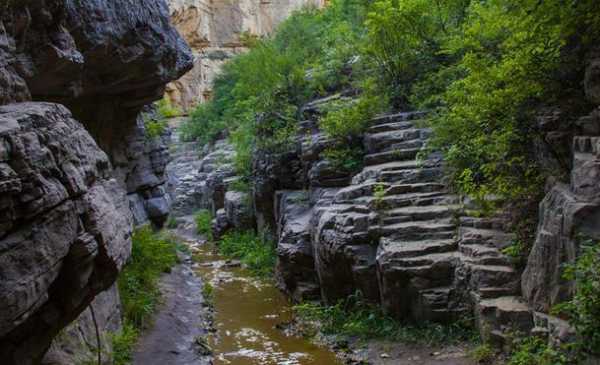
[508,337,571,365]
[194,210,213,240]
[114,226,178,363]
[320,90,385,140]
[553,240,600,357]
[156,97,181,118]
[218,230,276,277]
[111,323,138,365]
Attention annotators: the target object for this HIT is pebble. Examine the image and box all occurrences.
[380,353,390,358]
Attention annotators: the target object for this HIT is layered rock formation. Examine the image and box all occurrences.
[0,1,191,363]
[165,0,326,110]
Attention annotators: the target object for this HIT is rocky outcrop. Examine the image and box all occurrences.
[0,103,132,364]
[0,1,192,363]
[166,0,326,110]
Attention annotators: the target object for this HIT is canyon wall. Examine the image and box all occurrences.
[165,0,326,111]
[0,1,191,364]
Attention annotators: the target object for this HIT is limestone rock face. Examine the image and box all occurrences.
[166,0,326,110]
[0,1,192,363]
[0,103,132,364]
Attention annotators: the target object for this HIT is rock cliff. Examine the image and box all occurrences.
[165,0,326,110]
[0,1,191,363]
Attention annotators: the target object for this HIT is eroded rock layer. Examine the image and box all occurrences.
[0,1,192,363]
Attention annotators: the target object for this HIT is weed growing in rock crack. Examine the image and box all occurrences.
[218,230,276,277]
[113,226,179,364]
[294,292,478,345]
[201,282,214,307]
[373,183,387,211]
[194,210,213,240]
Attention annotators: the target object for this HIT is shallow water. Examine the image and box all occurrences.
[193,245,341,365]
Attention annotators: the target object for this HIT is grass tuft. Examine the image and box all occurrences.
[218,230,276,277]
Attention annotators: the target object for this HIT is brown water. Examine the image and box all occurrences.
[193,245,341,365]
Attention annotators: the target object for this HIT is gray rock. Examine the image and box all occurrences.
[225,190,254,231]
[0,103,132,364]
[275,191,320,301]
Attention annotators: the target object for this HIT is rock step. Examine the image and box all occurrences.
[365,129,423,153]
[378,193,459,210]
[477,286,519,299]
[468,264,518,288]
[381,220,456,241]
[459,227,515,249]
[384,204,460,222]
[459,216,508,230]
[475,296,533,339]
[388,252,460,270]
[352,160,441,184]
[370,111,428,126]
[364,148,420,166]
[378,139,425,154]
[386,182,446,195]
[378,238,457,259]
[368,121,415,133]
[459,243,504,259]
[378,167,443,184]
[419,287,454,310]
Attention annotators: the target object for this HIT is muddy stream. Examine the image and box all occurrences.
[193,242,341,365]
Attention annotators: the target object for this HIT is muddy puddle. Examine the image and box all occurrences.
[193,244,341,365]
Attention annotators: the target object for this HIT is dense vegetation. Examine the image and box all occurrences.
[112,227,179,365]
[182,0,599,206]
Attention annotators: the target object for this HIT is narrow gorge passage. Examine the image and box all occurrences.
[130,118,341,365]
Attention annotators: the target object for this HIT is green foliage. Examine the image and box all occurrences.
[508,337,571,365]
[229,178,251,193]
[202,282,214,306]
[156,97,181,118]
[294,292,477,345]
[118,226,178,329]
[469,343,495,364]
[181,1,368,178]
[364,0,469,107]
[114,226,178,363]
[372,183,387,210]
[166,216,178,229]
[194,210,213,241]
[553,240,600,356]
[320,90,385,140]
[111,323,138,365]
[322,145,363,173]
[144,118,167,139]
[426,0,600,205]
[218,230,276,277]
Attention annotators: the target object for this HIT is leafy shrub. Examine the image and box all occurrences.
[144,118,167,139]
[320,91,385,140]
[322,145,363,173]
[508,337,571,365]
[194,210,213,240]
[553,240,600,357]
[218,230,276,277]
[156,97,181,118]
